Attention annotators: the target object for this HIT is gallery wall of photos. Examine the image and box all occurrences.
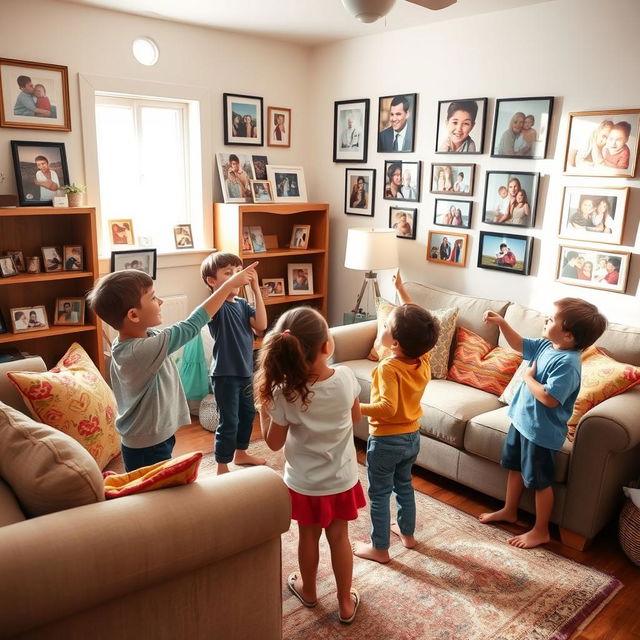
[334,95,638,295]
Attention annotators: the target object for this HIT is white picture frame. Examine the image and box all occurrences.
[216,152,255,203]
[267,165,307,203]
[287,263,313,295]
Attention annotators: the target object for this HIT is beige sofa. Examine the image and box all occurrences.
[0,358,291,640]
[331,282,640,550]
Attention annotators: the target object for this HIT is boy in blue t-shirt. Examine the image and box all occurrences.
[201,252,268,474]
[479,298,607,549]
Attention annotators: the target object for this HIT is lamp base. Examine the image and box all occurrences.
[351,271,381,315]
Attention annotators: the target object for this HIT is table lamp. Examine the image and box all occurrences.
[344,228,399,316]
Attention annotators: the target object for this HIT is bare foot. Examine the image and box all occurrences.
[216,462,230,475]
[352,541,390,564]
[508,529,550,549]
[390,523,417,548]
[478,508,518,524]
[233,450,266,466]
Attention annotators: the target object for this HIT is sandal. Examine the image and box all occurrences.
[287,572,317,608]
[338,588,360,624]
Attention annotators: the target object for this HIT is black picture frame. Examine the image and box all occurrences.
[430,163,475,196]
[344,168,375,216]
[383,160,421,202]
[333,98,369,163]
[389,206,417,240]
[377,93,417,153]
[433,198,472,229]
[477,230,533,276]
[435,97,487,154]
[491,96,554,159]
[0,309,7,334]
[110,248,157,280]
[10,140,69,206]
[223,93,263,146]
[482,170,539,228]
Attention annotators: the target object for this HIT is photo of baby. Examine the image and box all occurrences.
[389,207,417,239]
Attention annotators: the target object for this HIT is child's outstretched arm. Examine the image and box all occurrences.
[202,261,258,318]
[483,310,523,353]
[393,269,412,305]
[249,268,268,332]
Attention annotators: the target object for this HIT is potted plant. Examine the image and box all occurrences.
[62,183,86,207]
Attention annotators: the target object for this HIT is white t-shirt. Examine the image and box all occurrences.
[269,366,361,496]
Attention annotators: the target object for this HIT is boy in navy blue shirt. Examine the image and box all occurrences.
[201,252,268,474]
[479,298,606,548]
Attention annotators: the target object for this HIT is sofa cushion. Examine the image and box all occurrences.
[498,360,527,405]
[499,302,546,350]
[0,400,104,517]
[594,321,640,367]
[464,407,570,483]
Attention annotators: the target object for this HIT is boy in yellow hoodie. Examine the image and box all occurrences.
[353,271,440,564]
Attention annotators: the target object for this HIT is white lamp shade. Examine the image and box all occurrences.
[344,228,399,271]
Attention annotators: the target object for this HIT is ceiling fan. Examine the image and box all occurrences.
[341,0,456,23]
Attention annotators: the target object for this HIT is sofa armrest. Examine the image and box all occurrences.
[330,320,377,363]
[0,466,291,638]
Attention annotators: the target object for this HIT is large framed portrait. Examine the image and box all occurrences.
[556,245,630,293]
[110,248,157,280]
[333,98,369,163]
[491,97,554,159]
[10,140,69,206]
[390,206,417,240]
[287,263,313,295]
[377,93,417,153]
[477,231,533,276]
[434,198,472,229]
[430,163,475,196]
[223,93,263,146]
[216,152,255,203]
[267,106,291,148]
[482,171,539,228]
[563,109,640,178]
[267,165,307,203]
[383,160,421,202]
[558,186,629,245]
[0,58,70,131]
[426,231,468,267]
[344,168,375,216]
[10,305,48,333]
[435,98,487,154]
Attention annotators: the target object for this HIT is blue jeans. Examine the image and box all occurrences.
[212,376,255,463]
[121,435,176,472]
[366,431,420,549]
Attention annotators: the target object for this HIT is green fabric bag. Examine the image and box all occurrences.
[178,334,210,401]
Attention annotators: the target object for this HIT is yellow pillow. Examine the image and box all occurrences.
[367,300,458,379]
[8,343,120,470]
[567,346,640,440]
[104,452,202,499]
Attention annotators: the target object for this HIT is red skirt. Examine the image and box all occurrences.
[289,481,366,528]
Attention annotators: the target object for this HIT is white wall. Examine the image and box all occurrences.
[309,0,640,326]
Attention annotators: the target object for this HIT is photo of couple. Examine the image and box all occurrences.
[557,246,629,293]
[483,171,538,228]
[436,98,486,154]
[383,161,421,202]
[433,199,472,229]
[223,93,263,146]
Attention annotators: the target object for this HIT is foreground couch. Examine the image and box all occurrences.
[331,281,640,550]
[0,359,291,640]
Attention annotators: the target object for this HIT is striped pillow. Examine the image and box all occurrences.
[447,327,522,396]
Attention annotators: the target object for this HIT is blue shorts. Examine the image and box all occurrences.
[501,424,556,490]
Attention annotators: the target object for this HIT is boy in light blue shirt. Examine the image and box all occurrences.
[479,298,607,549]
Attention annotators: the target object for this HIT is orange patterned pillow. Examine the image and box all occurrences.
[104,452,202,499]
[567,346,640,440]
[8,343,120,470]
[447,327,522,396]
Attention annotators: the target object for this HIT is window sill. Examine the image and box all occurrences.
[98,248,216,274]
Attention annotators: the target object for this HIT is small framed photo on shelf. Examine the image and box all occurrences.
[477,230,533,276]
[250,179,275,203]
[556,245,630,293]
[261,278,285,297]
[173,224,194,249]
[482,171,539,228]
[383,160,421,202]
[111,248,157,280]
[249,226,267,253]
[63,245,83,270]
[267,106,291,147]
[333,98,370,163]
[434,199,472,229]
[290,224,310,249]
[287,263,313,295]
[267,165,307,202]
[390,206,417,240]
[242,226,254,252]
[109,219,135,245]
[491,96,554,159]
[435,98,487,154]
[54,297,85,325]
[10,305,48,333]
[41,246,63,272]
[217,152,255,204]
[0,255,18,277]
[345,168,375,216]
[4,250,25,272]
[430,163,475,196]
[223,93,263,146]
[26,256,41,273]
[563,109,640,178]
[252,155,268,180]
[377,93,417,153]
[427,231,468,267]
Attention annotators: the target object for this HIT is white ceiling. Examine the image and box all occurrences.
[58,0,552,46]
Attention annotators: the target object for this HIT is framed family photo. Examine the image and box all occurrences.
[250,180,275,203]
[430,163,475,195]
[563,109,640,178]
[491,97,554,159]
[10,305,48,333]
[217,152,254,203]
[377,93,417,153]
[435,98,487,154]
[344,168,375,216]
[288,263,313,295]
[10,140,69,206]
[111,248,157,279]
[482,171,539,228]
[390,207,417,240]
[173,224,194,249]
[433,199,472,229]
[333,98,369,163]
[0,255,18,278]
[41,246,63,272]
[0,58,70,131]
[427,231,468,267]
[261,278,285,297]
[267,165,307,202]
[477,231,533,276]
[223,93,263,146]
[267,106,291,148]
[63,245,83,270]
[556,245,630,293]
[290,224,310,250]
[109,219,135,245]
[54,297,85,326]
[383,160,421,202]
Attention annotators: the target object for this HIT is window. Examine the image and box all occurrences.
[95,94,200,253]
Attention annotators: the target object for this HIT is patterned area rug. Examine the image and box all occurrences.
[200,442,621,640]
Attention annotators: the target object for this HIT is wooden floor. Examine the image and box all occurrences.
[176,421,640,640]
